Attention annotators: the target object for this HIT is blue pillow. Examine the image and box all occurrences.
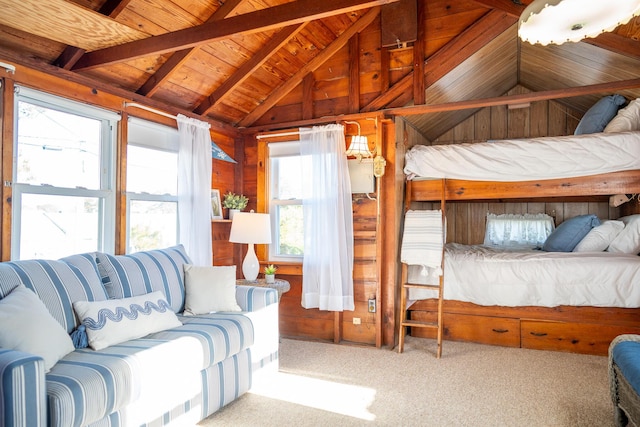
[542,214,600,252]
[574,94,626,135]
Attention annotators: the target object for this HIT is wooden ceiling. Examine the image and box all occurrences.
[0,0,639,140]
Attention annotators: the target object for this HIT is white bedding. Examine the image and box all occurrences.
[404,131,640,181]
[407,243,640,308]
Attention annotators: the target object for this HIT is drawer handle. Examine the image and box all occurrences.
[530,332,548,337]
[492,328,509,333]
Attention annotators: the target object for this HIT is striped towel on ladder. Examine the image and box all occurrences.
[400,209,444,275]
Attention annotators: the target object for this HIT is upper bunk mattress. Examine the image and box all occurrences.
[404,131,640,181]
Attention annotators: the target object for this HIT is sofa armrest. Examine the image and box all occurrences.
[235,285,278,312]
[0,349,46,427]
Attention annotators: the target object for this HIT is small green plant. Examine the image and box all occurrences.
[263,264,277,275]
[222,192,248,210]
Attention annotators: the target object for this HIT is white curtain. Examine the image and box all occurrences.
[177,114,212,266]
[300,124,355,311]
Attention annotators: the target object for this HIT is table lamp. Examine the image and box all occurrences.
[229,210,272,281]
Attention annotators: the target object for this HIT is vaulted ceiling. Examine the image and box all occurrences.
[1,0,639,141]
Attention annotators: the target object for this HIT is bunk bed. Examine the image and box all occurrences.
[402,130,640,356]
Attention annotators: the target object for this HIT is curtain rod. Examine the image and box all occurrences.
[255,125,343,140]
[124,102,177,120]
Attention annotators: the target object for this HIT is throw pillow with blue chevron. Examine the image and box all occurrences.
[73,291,182,350]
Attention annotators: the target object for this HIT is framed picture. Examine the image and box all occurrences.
[211,189,223,219]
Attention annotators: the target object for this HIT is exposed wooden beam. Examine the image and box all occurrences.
[72,0,399,71]
[585,32,640,60]
[471,0,531,18]
[362,9,515,112]
[0,47,238,137]
[349,34,361,113]
[413,0,426,105]
[384,78,640,117]
[137,0,246,97]
[424,10,516,86]
[302,73,315,119]
[238,7,382,128]
[55,0,133,69]
[193,24,306,116]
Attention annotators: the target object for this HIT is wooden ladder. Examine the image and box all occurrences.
[397,262,444,357]
[397,179,446,358]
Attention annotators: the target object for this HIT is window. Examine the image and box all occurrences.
[13,87,118,260]
[268,142,305,261]
[126,118,179,253]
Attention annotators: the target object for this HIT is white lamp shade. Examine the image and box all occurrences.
[518,0,640,46]
[229,211,272,244]
[345,135,373,158]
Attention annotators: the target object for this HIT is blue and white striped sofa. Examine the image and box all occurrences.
[0,245,279,427]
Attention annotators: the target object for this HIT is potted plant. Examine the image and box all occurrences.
[223,192,248,220]
[263,264,277,284]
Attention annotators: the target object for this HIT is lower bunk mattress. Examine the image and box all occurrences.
[407,243,640,308]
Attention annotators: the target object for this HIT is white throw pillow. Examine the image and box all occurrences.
[607,215,640,254]
[73,291,182,351]
[573,220,625,252]
[0,285,74,372]
[604,98,640,132]
[183,265,241,315]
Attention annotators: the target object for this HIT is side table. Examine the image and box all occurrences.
[236,278,290,301]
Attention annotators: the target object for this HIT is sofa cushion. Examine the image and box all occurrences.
[73,291,183,350]
[0,285,74,372]
[152,313,255,370]
[0,256,108,333]
[47,337,204,427]
[96,245,191,313]
[183,265,241,315]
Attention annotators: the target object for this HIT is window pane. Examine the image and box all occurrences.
[273,156,303,199]
[17,101,101,189]
[127,145,177,195]
[129,201,177,252]
[276,205,303,256]
[19,193,99,259]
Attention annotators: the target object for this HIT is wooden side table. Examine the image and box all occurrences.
[236,278,290,301]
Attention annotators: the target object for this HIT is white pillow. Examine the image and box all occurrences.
[604,98,640,132]
[183,265,241,315]
[607,215,640,254]
[73,291,182,351]
[573,220,625,252]
[0,285,74,372]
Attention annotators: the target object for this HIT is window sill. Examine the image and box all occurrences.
[259,261,302,276]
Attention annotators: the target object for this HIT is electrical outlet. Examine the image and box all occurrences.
[353,317,361,325]
[368,298,376,313]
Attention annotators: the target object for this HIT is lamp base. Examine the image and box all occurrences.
[242,243,259,281]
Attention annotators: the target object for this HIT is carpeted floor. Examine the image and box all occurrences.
[200,337,614,426]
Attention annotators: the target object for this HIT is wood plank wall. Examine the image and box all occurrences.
[404,86,621,245]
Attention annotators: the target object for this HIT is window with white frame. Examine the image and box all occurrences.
[126,118,179,253]
[13,87,118,260]
[268,141,305,261]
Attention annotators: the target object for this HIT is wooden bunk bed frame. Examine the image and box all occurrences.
[404,170,640,356]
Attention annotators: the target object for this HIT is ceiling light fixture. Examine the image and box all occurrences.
[518,0,640,46]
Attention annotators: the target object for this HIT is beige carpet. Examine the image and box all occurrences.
[200,337,613,426]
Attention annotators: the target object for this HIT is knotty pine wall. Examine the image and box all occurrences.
[404,86,622,245]
[239,117,398,347]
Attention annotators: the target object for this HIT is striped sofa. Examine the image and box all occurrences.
[0,245,279,427]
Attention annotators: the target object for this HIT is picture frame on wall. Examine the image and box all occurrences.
[211,189,223,219]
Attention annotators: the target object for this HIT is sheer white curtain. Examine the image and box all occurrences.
[177,114,212,266]
[484,213,555,249]
[300,124,355,311]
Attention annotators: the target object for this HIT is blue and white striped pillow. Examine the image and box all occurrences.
[0,255,108,333]
[95,245,192,313]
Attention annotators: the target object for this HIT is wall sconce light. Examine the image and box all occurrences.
[518,0,640,46]
[344,121,374,161]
